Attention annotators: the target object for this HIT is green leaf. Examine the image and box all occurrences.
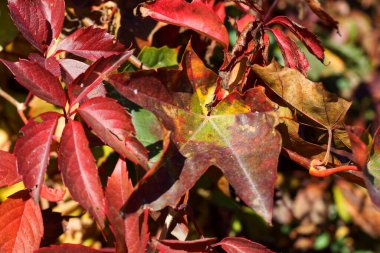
[366,129,380,207]
[313,232,330,250]
[123,46,179,72]
[139,46,179,69]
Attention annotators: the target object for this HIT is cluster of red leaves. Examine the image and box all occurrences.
[0,0,378,252]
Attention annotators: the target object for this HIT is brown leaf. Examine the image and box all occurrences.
[305,0,339,33]
[252,61,351,129]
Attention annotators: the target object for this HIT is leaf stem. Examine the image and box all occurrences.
[321,128,332,165]
[263,0,279,24]
[0,88,28,123]
[309,159,360,177]
[128,55,150,70]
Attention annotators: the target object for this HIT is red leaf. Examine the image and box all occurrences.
[36,244,110,253]
[138,0,229,48]
[269,28,309,75]
[59,121,105,228]
[157,238,218,253]
[59,59,89,84]
[8,0,65,52]
[29,53,61,77]
[305,0,339,33]
[212,237,275,253]
[105,159,133,252]
[40,184,66,202]
[1,59,66,107]
[0,151,21,187]
[14,112,60,202]
[266,16,324,61]
[78,97,148,167]
[0,190,43,252]
[55,26,125,61]
[125,209,149,253]
[237,14,256,33]
[68,50,133,105]
[41,0,65,42]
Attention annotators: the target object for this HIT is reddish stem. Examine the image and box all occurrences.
[309,159,360,177]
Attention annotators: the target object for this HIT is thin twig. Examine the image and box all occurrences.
[0,88,28,123]
[322,128,333,165]
[0,88,25,111]
[128,55,151,70]
[263,0,279,23]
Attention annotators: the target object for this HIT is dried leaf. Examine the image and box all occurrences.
[252,61,351,129]
[305,0,339,33]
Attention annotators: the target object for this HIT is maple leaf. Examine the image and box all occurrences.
[14,112,60,202]
[109,49,281,223]
[137,0,229,48]
[7,0,65,53]
[78,97,148,167]
[58,121,105,228]
[0,151,21,187]
[0,190,43,252]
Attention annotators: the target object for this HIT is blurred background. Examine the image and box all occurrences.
[0,0,379,252]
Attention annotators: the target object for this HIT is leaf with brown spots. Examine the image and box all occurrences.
[109,65,281,223]
[252,61,351,130]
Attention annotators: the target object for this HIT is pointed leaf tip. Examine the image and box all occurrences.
[78,97,148,167]
[0,190,43,252]
[8,0,65,52]
[14,112,60,202]
[139,0,229,48]
[59,121,105,228]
